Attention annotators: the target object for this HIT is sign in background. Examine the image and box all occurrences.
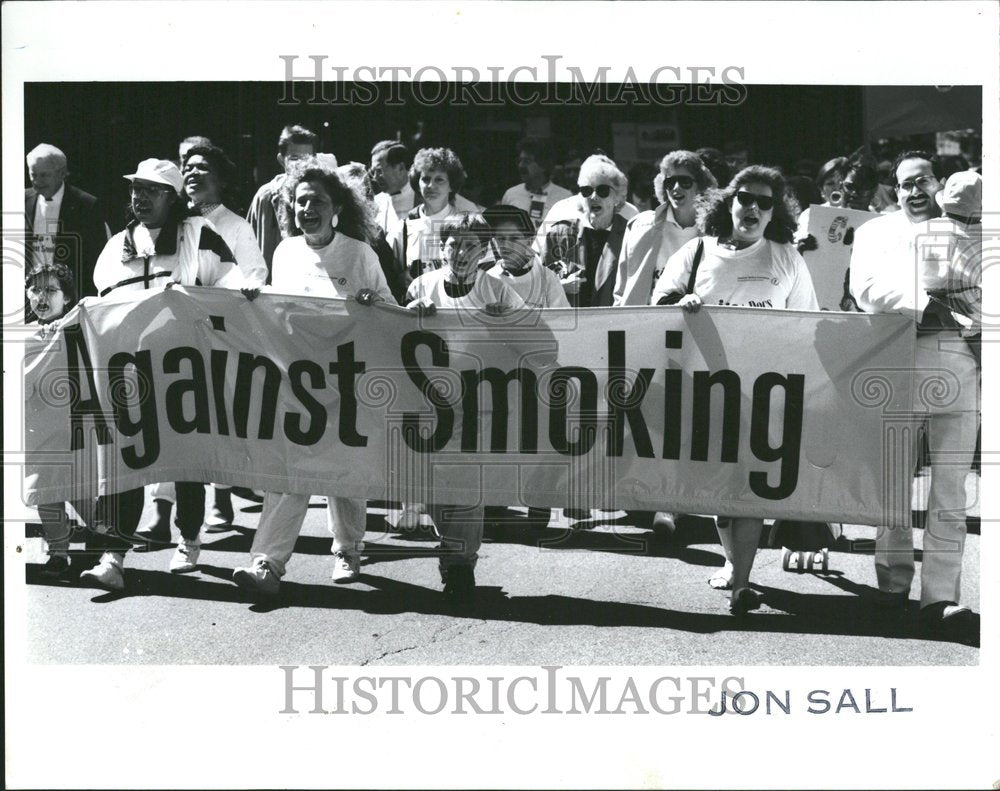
[24,288,916,526]
[804,204,879,310]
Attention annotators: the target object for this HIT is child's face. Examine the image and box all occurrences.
[492,221,533,270]
[27,274,66,322]
[441,233,482,280]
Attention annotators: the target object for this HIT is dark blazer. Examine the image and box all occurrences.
[25,183,109,300]
[541,213,628,307]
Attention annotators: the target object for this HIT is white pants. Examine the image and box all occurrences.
[430,503,485,569]
[875,332,979,607]
[250,493,366,577]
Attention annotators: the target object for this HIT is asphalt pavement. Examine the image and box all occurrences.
[22,476,980,665]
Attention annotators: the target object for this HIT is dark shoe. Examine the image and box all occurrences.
[875,590,911,612]
[525,507,551,528]
[728,587,761,616]
[41,554,72,578]
[626,510,655,529]
[135,499,172,544]
[231,487,264,503]
[441,564,476,597]
[919,601,972,633]
[205,487,235,533]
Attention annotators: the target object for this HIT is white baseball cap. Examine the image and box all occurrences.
[124,158,184,194]
[935,170,982,219]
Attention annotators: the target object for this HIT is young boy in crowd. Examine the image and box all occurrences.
[483,205,570,309]
[25,263,97,577]
[404,214,525,596]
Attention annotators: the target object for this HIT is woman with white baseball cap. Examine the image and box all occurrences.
[80,158,256,592]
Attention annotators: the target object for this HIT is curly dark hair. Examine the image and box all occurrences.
[182,143,238,207]
[697,165,796,244]
[283,158,377,244]
[410,147,467,202]
[26,261,78,313]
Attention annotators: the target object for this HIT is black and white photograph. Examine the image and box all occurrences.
[4,2,997,788]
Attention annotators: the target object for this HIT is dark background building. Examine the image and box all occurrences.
[25,82,979,228]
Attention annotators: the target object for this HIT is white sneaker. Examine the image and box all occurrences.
[80,552,125,591]
[331,550,361,583]
[169,538,201,573]
[233,557,280,595]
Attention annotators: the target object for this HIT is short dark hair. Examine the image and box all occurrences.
[182,143,238,203]
[26,261,78,311]
[437,212,491,245]
[278,124,318,155]
[695,147,732,189]
[483,205,534,237]
[892,150,943,182]
[815,157,848,188]
[516,137,556,174]
[843,155,879,191]
[371,140,411,168]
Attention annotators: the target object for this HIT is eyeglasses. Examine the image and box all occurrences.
[27,285,63,297]
[735,191,775,211]
[897,175,937,193]
[130,183,173,198]
[579,184,613,199]
[664,175,695,190]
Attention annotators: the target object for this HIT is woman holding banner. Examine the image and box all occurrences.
[82,158,251,591]
[651,165,819,614]
[232,158,394,596]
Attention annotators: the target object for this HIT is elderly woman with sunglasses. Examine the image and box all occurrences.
[540,154,631,307]
[651,165,819,614]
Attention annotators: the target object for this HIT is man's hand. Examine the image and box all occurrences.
[241,288,261,302]
[483,302,510,317]
[678,293,703,313]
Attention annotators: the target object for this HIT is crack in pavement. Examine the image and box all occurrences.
[360,618,485,666]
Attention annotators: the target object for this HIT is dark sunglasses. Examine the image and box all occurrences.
[735,191,775,211]
[664,175,695,190]
[579,184,613,199]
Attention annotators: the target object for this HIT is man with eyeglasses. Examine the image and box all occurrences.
[849,150,979,639]
[246,124,319,279]
[82,158,252,592]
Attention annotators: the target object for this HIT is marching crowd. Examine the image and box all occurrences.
[24,122,982,634]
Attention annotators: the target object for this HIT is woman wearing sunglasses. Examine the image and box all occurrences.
[540,154,631,307]
[651,165,819,615]
[614,150,717,306]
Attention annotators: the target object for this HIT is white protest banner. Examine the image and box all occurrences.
[804,204,879,309]
[23,287,916,527]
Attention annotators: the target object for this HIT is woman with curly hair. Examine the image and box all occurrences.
[231,158,395,596]
[651,165,819,615]
[391,146,477,281]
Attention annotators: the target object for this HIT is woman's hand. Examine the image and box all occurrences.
[355,288,383,306]
[678,293,703,313]
[560,269,587,295]
[407,297,437,317]
[241,287,261,301]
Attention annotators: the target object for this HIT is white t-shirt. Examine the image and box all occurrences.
[406,268,526,311]
[485,261,570,308]
[651,237,819,310]
[500,182,573,227]
[271,233,394,302]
